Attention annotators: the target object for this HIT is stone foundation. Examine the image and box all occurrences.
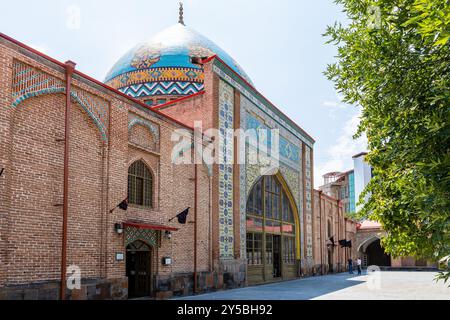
[0,278,128,300]
[154,262,247,300]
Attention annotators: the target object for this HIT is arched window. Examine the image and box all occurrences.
[128,160,153,207]
[246,175,297,281]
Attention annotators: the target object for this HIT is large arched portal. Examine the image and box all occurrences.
[246,174,300,284]
[366,239,391,267]
[358,237,391,267]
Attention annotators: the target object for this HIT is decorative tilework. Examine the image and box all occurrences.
[70,88,109,141]
[124,225,160,247]
[105,23,253,100]
[106,67,204,89]
[128,114,160,144]
[238,93,307,261]
[11,60,65,107]
[239,161,247,258]
[218,80,234,259]
[11,60,110,142]
[118,81,205,97]
[305,146,313,260]
[214,64,314,148]
[245,112,300,168]
[279,165,300,209]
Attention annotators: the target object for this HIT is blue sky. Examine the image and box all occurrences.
[1,0,366,187]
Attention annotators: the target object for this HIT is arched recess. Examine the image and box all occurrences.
[128,118,159,144]
[11,60,109,142]
[357,235,381,253]
[246,172,301,284]
[70,91,108,142]
[129,124,156,150]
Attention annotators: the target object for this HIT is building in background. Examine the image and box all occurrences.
[319,153,436,269]
[313,190,357,275]
[320,170,356,215]
[352,152,372,211]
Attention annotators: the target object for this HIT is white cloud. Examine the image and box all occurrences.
[314,111,367,187]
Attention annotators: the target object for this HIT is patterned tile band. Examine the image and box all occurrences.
[70,88,109,141]
[305,146,313,260]
[11,60,109,142]
[106,67,204,89]
[218,79,234,259]
[118,82,205,97]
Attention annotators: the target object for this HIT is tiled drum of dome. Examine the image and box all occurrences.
[218,80,234,259]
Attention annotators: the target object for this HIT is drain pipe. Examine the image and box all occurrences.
[60,60,76,300]
[319,191,323,274]
[193,163,198,294]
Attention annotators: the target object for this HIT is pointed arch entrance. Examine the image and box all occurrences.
[358,237,391,267]
[126,240,152,298]
[246,173,300,284]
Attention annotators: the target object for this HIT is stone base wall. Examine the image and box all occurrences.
[310,263,347,276]
[0,260,249,300]
[155,260,247,299]
[0,277,128,300]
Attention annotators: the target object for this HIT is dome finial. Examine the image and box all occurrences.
[178,2,185,25]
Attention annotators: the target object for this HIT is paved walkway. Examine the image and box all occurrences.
[175,271,449,300]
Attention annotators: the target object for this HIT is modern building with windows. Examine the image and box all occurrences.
[0,7,356,300]
[320,170,356,215]
[352,152,372,211]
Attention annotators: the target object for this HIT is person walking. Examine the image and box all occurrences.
[357,257,362,275]
[348,258,353,274]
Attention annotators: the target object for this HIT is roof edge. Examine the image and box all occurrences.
[352,152,368,159]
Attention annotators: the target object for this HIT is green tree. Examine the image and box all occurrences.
[324,0,450,282]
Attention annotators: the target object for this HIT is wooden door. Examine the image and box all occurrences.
[273,235,282,278]
[126,241,151,298]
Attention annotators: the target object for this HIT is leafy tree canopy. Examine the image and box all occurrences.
[324,0,449,281]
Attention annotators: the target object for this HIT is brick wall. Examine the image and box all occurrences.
[0,36,213,299]
[312,190,357,274]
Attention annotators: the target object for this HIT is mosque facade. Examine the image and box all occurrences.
[0,9,356,299]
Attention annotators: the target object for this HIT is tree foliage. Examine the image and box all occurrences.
[324,0,450,280]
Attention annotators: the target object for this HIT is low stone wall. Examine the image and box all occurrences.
[155,260,247,299]
[0,277,128,300]
[311,263,347,276]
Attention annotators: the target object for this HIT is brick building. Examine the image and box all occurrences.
[0,15,356,300]
[312,190,357,274]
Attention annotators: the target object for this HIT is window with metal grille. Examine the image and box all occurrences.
[128,160,153,207]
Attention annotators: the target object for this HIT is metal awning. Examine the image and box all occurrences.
[123,222,179,232]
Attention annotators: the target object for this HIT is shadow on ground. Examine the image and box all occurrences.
[174,272,366,300]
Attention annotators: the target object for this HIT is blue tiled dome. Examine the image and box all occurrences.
[105,23,252,98]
